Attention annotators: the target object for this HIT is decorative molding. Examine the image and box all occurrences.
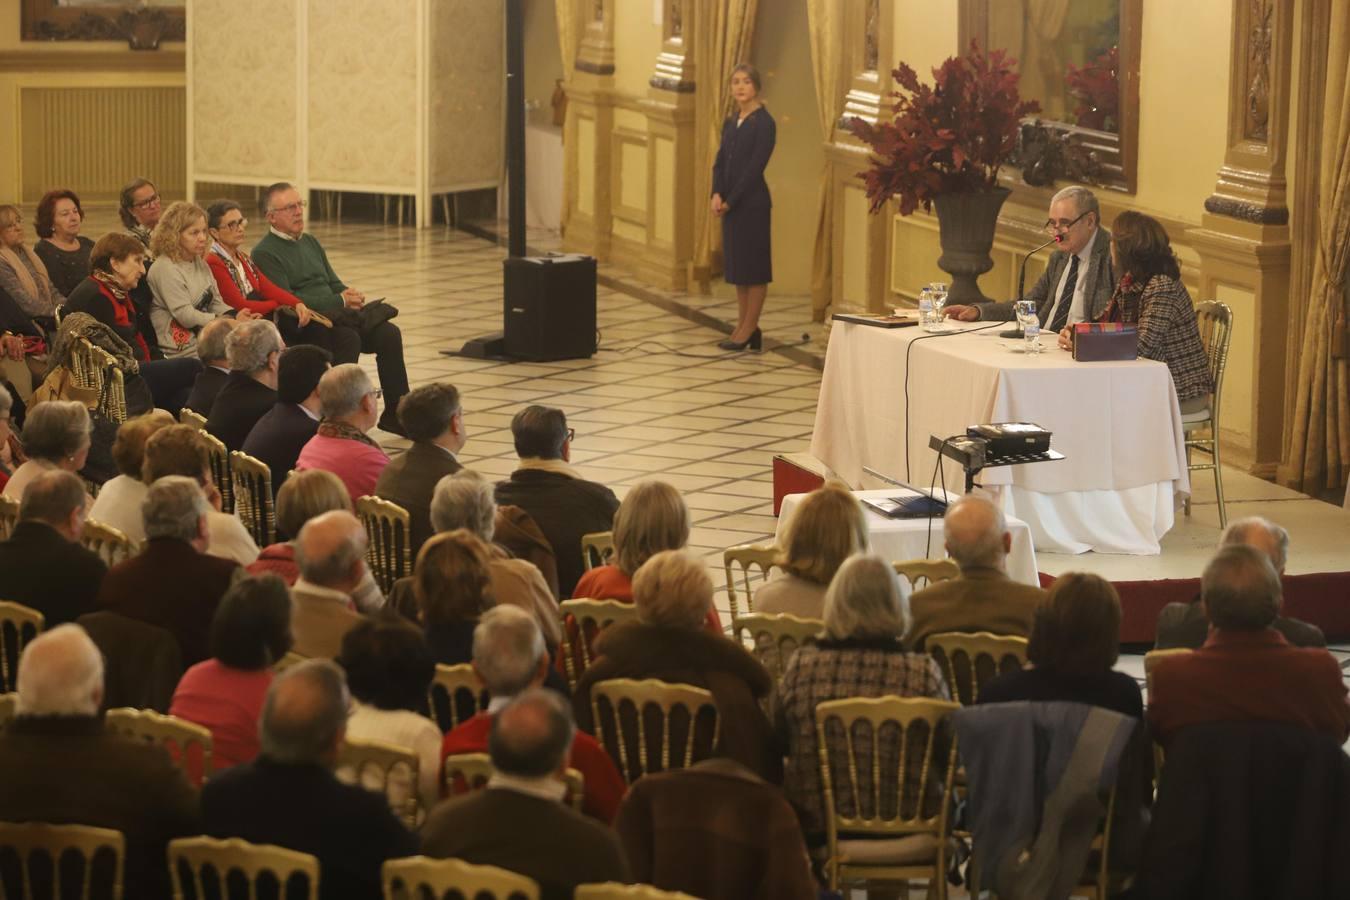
[22,1,185,47]
[1202,195,1289,225]
[0,49,185,72]
[650,0,693,93]
[575,59,616,76]
[649,76,695,93]
[863,0,880,73]
[1245,0,1274,142]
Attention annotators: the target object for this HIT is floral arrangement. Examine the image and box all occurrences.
[848,42,1039,217]
[1065,46,1120,132]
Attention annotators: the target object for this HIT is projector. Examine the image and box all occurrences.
[965,423,1052,460]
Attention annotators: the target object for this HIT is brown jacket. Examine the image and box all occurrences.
[494,503,561,599]
[906,566,1046,652]
[290,582,365,659]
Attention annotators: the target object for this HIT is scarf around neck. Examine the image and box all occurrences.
[209,242,257,298]
[0,244,57,316]
[317,419,381,449]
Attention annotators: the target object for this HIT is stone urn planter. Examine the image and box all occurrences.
[933,187,1011,305]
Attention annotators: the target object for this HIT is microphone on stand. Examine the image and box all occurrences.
[999,235,1062,339]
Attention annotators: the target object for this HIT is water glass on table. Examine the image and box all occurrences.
[928,282,948,324]
[1014,300,1042,354]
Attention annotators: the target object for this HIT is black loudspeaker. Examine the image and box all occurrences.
[503,254,597,361]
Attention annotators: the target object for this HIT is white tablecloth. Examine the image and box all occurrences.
[777,489,1040,587]
[809,321,1190,555]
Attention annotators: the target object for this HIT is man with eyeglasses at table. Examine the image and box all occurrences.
[944,185,1114,331]
[251,182,410,437]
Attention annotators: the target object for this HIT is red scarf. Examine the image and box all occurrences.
[91,270,151,362]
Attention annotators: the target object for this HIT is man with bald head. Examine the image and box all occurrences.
[1154,515,1325,649]
[203,660,416,900]
[423,688,630,899]
[0,469,106,626]
[0,625,199,899]
[905,493,1046,651]
[290,509,367,657]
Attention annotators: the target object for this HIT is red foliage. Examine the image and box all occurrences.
[848,42,1039,217]
[1065,46,1120,131]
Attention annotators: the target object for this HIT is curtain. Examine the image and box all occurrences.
[555,0,579,232]
[688,0,760,291]
[806,0,844,318]
[1285,0,1350,494]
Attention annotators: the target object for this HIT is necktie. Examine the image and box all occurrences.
[1048,255,1080,334]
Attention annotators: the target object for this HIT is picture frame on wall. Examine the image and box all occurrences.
[22,0,185,48]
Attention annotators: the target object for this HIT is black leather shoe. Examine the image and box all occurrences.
[718,328,762,352]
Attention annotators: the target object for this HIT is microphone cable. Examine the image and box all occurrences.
[902,321,1003,481]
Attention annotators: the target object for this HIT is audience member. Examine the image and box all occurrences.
[141,423,260,564]
[0,625,200,900]
[252,182,409,433]
[0,386,18,491]
[496,405,619,597]
[170,574,292,769]
[1155,516,1325,649]
[442,605,626,821]
[295,363,390,501]
[87,410,174,541]
[906,493,1045,651]
[335,617,441,816]
[777,554,949,839]
[413,529,495,667]
[98,476,242,665]
[202,660,417,900]
[0,203,61,329]
[146,201,242,358]
[0,470,105,625]
[753,480,867,619]
[1149,544,1350,746]
[120,176,163,250]
[290,509,367,658]
[241,344,330,492]
[575,549,780,782]
[32,189,94,296]
[206,318,282,450]
[375,383,465,554]
[183,317,236,415]
[421,689,630,899]
[3,399,91,500]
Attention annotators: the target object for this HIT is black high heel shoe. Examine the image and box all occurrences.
[718,328,762,352]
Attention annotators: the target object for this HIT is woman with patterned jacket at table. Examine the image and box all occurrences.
[711,63,776,352]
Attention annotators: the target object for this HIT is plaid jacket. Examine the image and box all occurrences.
[1102,274,1213,402]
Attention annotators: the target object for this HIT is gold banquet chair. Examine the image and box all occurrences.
[273,650,310,674]
[337,736,421,829]
[1183,301,1234,529]
[732,612,823,683]
[0,822,124,900]
[0,600,44,694]
[589,678,719,785]
[198,429,234,515]
[356,495,411,594]
[576,885,701,900]
[70,336,126,424]
[580,530,614,571]
[81,519,139,567]
[926,631,1028,706]
[558,599,640,692]
[178,408,206,431]
[0,495,18,541]
[169,836,320,900]
[0,692,15,730]
[383,857,539,900]
[722,542,779,619]
[892,558,960,591]
[427,663,489,732]
[442,751,586,812]
[230,450,276,547]
[814,696,961,898]
[103,708,213,787]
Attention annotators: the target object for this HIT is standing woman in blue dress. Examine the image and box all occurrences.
[711,64,776,352]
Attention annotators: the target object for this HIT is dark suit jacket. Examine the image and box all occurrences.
[184,365,229,417]
[495,468,619,597]
[206,372,277,452]
[1155,599,1326,650]
[375,441,462,556]
[0,521,106,627]
[203,758,417,900]
[421,787,629,900]
[97,537,241,666]
[977,226,1114,324]
[0,715,200,900]
[77,611,183,713]
[241,402,319,500]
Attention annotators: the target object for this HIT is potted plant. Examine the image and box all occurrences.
[849,43,1038,305]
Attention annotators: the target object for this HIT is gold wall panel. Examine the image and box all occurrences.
[428,0,504,191]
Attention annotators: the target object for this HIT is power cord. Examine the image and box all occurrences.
[903,321,1003,480]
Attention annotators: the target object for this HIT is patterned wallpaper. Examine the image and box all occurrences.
[429,0,504,191]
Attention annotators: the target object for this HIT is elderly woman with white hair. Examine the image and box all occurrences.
[295,363,390,501]
[2,399,91,500]
[574,549,780,782]
[775,554,950,842]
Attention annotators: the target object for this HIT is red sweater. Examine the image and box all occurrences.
[207,250,301,315]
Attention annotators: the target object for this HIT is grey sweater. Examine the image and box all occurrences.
[146,256,229,358]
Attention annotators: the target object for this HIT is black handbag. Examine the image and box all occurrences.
[330,300,399,336]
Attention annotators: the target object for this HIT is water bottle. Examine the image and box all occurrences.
[918,289,936,332]
[1024,318,1042,354]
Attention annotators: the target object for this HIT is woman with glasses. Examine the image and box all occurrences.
[33,189,95,297]
[119,177,164,250]
[0,205,62,334]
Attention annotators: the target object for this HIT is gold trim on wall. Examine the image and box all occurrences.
[0,49,185,73]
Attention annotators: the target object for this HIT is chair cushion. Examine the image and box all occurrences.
[1180,406,1212,425]
[836,834,939,865]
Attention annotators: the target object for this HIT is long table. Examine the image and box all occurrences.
[810,321,1190,555]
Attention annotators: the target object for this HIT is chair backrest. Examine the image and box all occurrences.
[892,558,961,590]
[722,542,779,619]
[273,650,309,674]
[103,708,213,787]
[0,600,44,694]
[576,884,701,900]
[926,631,1028,706]
[178,408,206,431]
[0,692,15,730]
[1194,301,1234,407]
[442,751,586,813]
[0,821,125,900]
[732,612,823,683]
[337,736,421,829]
[75,611,182,713]
[814,696,960,841]
[427,663,489,732]
[168,836,319,900]
[580,530,614,571]
[356,495,411,594]
[80,519,139,568]
[198,429,233,515]
[1143,648,1193,698]
[383,856,539,900]
[589,678,719,785]
[71,336,127,424]
[558,599,641,692]
[0,495,18,541]
[230,449,276,547]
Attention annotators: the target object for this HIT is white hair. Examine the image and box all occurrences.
[317,364,373,419]
[225,319,283,373]
[430,470,496,540]
[16,624,104,716]
[823,555,912,641]
[1050,185,1099,220]
[472,605,545,697]
[943,493,1008,570]
[1221,516,1290,573]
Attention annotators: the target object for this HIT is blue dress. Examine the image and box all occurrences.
[712,106,776,286]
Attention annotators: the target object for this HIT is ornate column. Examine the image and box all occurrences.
[640,0,697,289]
[562,0,617,259]
[1186,0,1293,475]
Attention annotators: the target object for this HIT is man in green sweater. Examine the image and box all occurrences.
[252,182,409,436]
